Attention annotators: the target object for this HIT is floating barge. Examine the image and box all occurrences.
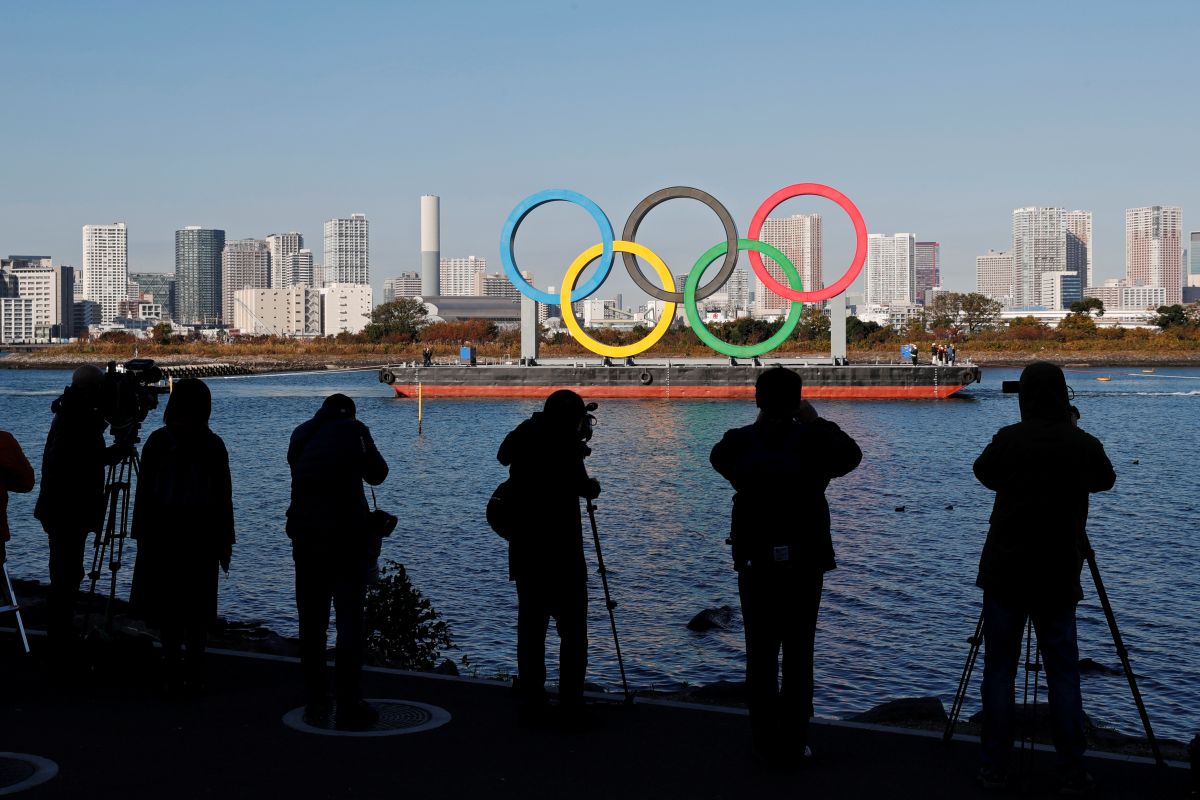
[378,362,981,400]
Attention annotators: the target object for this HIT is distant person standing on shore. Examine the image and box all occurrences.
[130,379,234,694]
[0,429,36,566]
[972,362,1115,794]
[496,389,601,725]
[287,393,388,730]
[710,368,862,766]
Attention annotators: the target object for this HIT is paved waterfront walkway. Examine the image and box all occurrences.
[0,636,1190,799]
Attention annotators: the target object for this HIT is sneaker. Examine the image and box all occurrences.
[1058,768,1095,797]
[336,699,380,731]
[977,765,1010,791]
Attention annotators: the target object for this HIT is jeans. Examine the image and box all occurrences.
[738,568,824,756]
[294,543,368,705]
[515,569,588,706]
[980,593,1087,770]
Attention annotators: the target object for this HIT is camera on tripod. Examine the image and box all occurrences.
[97,359,171,435]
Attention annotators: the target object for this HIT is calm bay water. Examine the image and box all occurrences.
[2,363,1197,740]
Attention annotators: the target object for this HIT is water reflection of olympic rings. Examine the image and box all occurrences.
[499,183,867,307]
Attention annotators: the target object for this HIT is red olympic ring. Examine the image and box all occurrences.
[746,183,868,303]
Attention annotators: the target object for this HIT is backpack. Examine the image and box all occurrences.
[486,479,520,541]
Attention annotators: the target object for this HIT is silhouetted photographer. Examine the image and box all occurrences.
[34,365,137,654]
[710,367,862,766]
[973,362,1115,793]
[496,389,601,724]
[287,393,388,730]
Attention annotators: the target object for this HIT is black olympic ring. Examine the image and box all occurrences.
[620,186,739,303]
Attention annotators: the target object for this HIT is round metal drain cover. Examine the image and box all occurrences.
[282,699,451,737]
[0,753,58,795]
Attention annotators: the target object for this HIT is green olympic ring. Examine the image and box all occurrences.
[684,238,804,358]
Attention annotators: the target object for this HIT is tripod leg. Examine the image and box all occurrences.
[586,501,632,704]
[1084,545,1164,767]
[1019,628,1043,791]
[944,609,984,743]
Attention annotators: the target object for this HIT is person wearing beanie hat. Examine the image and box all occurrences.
[973,362,1116,793]
[286,393,388,729]
[496,389,601,725]
[710,367,861,767]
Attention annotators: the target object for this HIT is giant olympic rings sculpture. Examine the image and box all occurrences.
[500,184,868,359]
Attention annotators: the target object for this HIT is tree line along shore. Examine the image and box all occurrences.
[4,294,1200,370]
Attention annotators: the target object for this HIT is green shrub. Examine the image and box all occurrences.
[364,560,455,670]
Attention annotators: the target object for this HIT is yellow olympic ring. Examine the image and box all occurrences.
[560,240,677,359]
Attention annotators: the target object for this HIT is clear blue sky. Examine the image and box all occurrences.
[1,0,1195,303]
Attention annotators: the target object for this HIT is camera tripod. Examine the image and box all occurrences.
[585,499,633,704]
[943,532,1164,770]
[85,429,140,634]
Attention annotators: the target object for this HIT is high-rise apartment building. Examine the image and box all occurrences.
[756,214,821,315]
[83,223,128,325]
[128,272,176,321]
[1126,206,1183,305]
[222,239,271,325]
[176,227,226,325]
[384,272,422,300]
[1189,232,1200,288]
[11,264,74,340]
[914,242,940,305]
[865,233,916,305]
[285,249,315,287]
[1065,211,1094,289]
[976,249,1014,306]
[439,256,488,296]
[724,268,750,312]
[2,258,75,340]
[266,232,304,288]
[324,214,369,285]
[1012,207,1065,309]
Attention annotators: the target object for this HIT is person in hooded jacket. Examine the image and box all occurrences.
[287,393,388,729]
[710,367,862,767]
[973,361,1115,794]
[0,429,36,566]
[34,364,129,651]
[497,389,601,722]
[130,378,234,692]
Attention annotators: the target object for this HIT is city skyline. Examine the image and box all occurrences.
[2,2,1193,309]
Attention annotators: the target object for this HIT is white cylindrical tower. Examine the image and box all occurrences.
[420,195,440,296]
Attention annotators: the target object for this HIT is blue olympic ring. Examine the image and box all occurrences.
[500,189,615,306]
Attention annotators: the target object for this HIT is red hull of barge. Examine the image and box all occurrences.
[390,383,971,399]
[380,363,980,400]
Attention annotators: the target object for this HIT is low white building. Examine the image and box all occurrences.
[1084,280,1166,310]
[234,285,322,336]
[859,302,922,331]
[321,283,373,336]
[999,308,1156,329]
[0,297,35,343]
